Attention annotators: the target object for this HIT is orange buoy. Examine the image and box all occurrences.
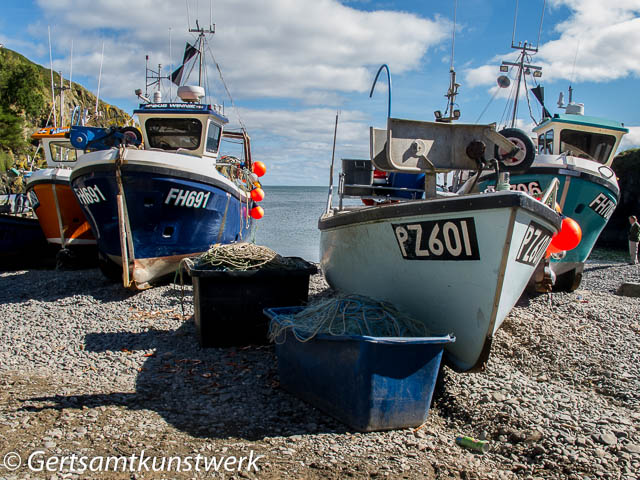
[250,205,264,219]
[550,217,582,251]
[252,161,267,177]
[545,242,564,258]
[250,187,265,202]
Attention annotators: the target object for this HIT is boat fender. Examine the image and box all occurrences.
[495,128,535,173]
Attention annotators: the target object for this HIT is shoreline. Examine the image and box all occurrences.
[0,254,638,479]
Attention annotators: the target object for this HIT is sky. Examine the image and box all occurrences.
[1,0,639,185]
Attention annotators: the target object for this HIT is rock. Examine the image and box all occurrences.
[492,392,507,402]
[616,282,640,297]
[597,433,618,446]
[525,430,543,443]
[623,443,640,455]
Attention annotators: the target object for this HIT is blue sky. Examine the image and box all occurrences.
[1,0,639,185]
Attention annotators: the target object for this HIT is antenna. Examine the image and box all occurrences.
[69,40,73,90]
[56,70,70,126]
[169,28,173,101]
[95,42,104,118]
[434,0,461,123]
[48,26,57,128]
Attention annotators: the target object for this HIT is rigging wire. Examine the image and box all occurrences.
[570,39,581,86]
[186,0,191,30]
[511,0,519,47]
[499,70,519,129]
[536,0,547,50]
[522,72,538,125]
[205,37,246,131]
[475,86,501,123]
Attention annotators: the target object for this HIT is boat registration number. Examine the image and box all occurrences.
[392,217,480,261]
[588,193,615,220]
[75,185,106,205]
[484,181,542,196]
[164,188,211,209]
[516,221,553,266]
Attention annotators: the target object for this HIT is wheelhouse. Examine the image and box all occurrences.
[31,126,80,167]
[134,103,228,159]
[532,112,628,167]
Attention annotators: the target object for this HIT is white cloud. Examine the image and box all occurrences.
[230,107,371,185]
[464,0,640,87]
[34,0,449,104]
[25,0,449,186]
[619,126,640,151]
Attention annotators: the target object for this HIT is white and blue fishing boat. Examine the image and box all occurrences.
[319,68,563,372]
[474,42,628,291]
[69,23,256,289]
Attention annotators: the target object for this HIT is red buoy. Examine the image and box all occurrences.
[545,242,564,257]
[550,217,582,251]
[250,206,264,219]
[250,187,265,202]
[252,161,267,177]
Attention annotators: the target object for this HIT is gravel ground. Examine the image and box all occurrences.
[0,252,639,479]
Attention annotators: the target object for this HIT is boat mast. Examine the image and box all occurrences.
[501,0,545,128]
[189,20,215,88]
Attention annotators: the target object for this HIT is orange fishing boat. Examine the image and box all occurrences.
[26,126,96,249]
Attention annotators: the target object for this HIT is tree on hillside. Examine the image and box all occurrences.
[0,105,26,154]
[0,62,46,120]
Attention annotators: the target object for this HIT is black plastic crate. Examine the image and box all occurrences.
[186,258,317,347]
[342,159,373,196]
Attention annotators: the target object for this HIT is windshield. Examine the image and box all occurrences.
[145,118,202,150]
[559,129,616,164]
[49,141,77,163]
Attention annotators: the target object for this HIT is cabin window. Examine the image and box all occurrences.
[145,118,202,150]
[49,142,77,163]
[537,130,554,154]
[206,122,222,153]
[559,129,616,164]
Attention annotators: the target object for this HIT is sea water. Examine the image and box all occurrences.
[252,186,328,263]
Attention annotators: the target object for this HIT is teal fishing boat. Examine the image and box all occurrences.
[474,41,628,291]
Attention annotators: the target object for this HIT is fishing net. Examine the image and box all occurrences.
[269,294,430,343]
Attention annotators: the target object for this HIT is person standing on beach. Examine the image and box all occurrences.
[629,216,640,264]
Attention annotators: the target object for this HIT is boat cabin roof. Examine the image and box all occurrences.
[133,103,228,124]
[31,126,71,140]
[533,113,628,134]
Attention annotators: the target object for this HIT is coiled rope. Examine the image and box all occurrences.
[197,242,279,271]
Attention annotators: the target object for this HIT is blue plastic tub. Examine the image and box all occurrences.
[264,306,455,432]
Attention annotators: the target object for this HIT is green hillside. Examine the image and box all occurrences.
[0,47,132,175]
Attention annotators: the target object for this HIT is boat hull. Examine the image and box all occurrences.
[70,150,252,286]
[319,191,561,372]
[477,158,618,280]
[26,169,96,247]
[0,213,52,268]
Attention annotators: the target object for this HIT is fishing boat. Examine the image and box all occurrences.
[26,126,97,254]
[69,22,260,289]
[320,64,562,371]
[473,42,628,291]
[0,193,51,268]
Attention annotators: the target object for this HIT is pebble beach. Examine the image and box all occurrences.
[0,251,639,479]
